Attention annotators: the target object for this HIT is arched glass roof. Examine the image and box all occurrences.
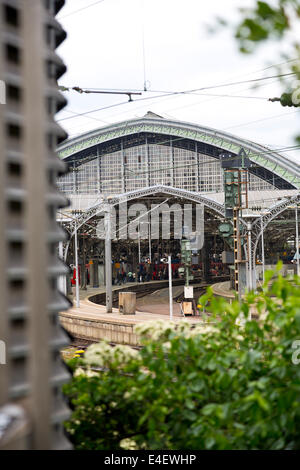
[58,113,300,189]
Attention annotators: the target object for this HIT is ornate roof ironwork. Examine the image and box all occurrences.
[58,116,300,189]
[250,192,300,265]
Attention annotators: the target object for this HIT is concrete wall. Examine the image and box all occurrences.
[59,313,140,347]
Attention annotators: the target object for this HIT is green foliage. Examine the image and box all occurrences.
[223,0,300,118]
[63,270,300,450]
[235,1,290,52]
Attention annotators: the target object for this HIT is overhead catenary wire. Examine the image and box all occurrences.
[62,109,110,125]
[79,71,299,96]
[161,77,283,115]
[60,86,142,102]
[60,58,300,136]
[62,58,299,130]
[141,0,148,91]
[58,72,298,123]
[61,75,286,137]
[57,0,106,20]
[63,87,270,100]
[57,100,129,123]
[223,110,299,131]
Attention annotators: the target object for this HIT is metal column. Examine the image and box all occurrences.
[195,141,199,192]
[74,223,80,308]
[247,222,252,290]
[233,208,242,300]
[121,140,126,193]
[261,216,265,283]
[105,207,112,312]
[145,135,150,186]
[170,136,174,186]
[168,255,173,321]
[73,162,77,193]
[148,223,152,263]
[97,146,101,194]
[138,221,141,265]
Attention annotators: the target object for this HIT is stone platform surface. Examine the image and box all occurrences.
[60,281,206,345]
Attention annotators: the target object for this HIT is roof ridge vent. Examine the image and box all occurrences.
[143,111,164,119]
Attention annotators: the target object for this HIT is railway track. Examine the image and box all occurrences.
[69,339,141,350]
[173,285,208,303]
[88,275,229,308]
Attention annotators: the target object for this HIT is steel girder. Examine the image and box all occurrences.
[61,185,226,260]
[250,192,300,266]
[107,185,226,215]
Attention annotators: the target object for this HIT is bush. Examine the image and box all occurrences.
[63,268,300,450]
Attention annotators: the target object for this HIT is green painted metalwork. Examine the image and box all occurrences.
[58,118,300,189]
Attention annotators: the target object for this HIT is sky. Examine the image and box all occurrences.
[56,0,300,163]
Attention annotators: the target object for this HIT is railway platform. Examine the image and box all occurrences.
[59,280,209,346]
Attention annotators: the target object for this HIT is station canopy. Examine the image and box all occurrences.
[56,112,299,219]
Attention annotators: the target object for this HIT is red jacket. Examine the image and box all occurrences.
[71,267,80,285]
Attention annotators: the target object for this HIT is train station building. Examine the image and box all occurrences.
[56,112,300,293]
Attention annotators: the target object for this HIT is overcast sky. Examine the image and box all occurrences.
[56,0,300,163]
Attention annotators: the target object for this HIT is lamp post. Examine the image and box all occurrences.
[74,221,80,308]
[242,214,256,291]
[58,241,66,295]
[105,206,112,313]
[168,255,173,321]
[261,216,265,283]
[286,204,299,276]
[142,220,152,263]
[138,220,141,265]
[148,223,152,263]
[58,212,67,295]
[247,221,252,291]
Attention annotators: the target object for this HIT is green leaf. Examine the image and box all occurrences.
[257,1,276,19]
[201,404,217,416]
[185,399,195,410]
[205,436,216,449]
